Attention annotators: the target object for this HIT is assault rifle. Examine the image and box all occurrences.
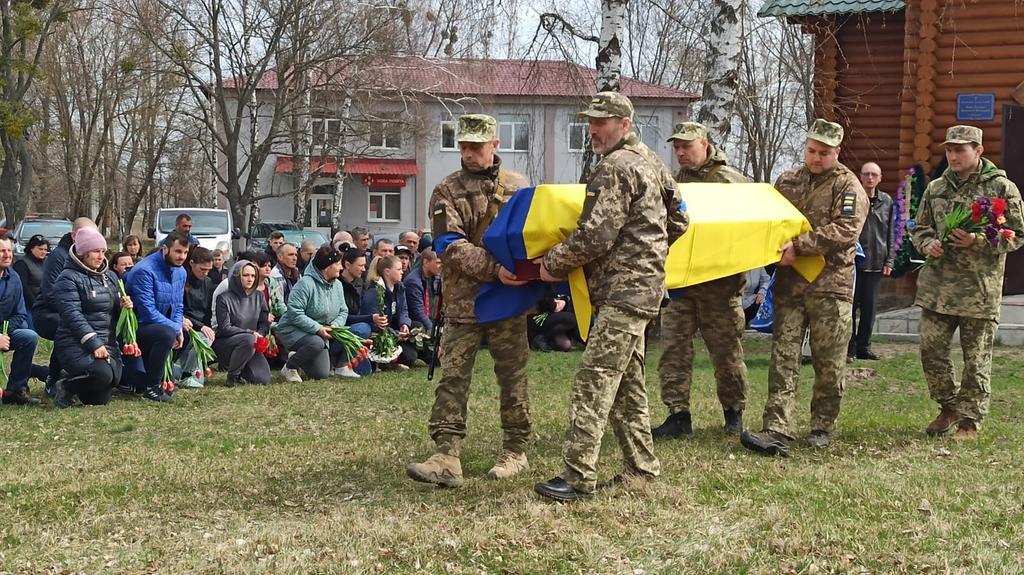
[427,278,444,381]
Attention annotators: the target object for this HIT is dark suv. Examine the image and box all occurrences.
[12,217,73,256]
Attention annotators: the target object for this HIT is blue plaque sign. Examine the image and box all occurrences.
[956,93,995,121]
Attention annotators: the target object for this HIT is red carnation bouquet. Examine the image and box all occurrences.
[115,279,142,357]
[927,196,1015,265]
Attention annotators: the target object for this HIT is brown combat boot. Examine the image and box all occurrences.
[406,453,464,487]
[925,407,960,436]
[952,420,978,442]
[487,450,529,480]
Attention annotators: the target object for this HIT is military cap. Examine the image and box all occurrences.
[806,118,844,147]
[943,125,983,146]
[456,114,497,143]
[577,92,634,120]
[667,121,708,142]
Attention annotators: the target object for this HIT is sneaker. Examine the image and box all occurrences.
[52,378,75,409]
[140,388,172,403]
[487,451,529,480]
[334,366,360,378]
[45,376,57,399]
[2,390,41,406]
[281,366,302,383]
[723,409,744,434]
[805,430,831,448]
[952,420,978,441]
[925,407,960,436]
[651,411,693,439]
[406,453,464,488]
[740,430,790,457]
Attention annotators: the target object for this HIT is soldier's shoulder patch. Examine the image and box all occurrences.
[432,205,449,234]
[581,188,600,220]
[841,191,857,217]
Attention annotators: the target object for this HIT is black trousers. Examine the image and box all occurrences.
[65,358,119,405]
[851,269,883,353]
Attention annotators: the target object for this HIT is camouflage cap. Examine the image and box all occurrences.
[456,114,497,143]
[806,118,844,147]
[667,121,708,142]
[577,92,634,119]
[943,125,983,146]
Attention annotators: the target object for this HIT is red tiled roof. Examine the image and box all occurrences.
[243,58,697,100]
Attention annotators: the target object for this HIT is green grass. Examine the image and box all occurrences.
[1,338,1022,574]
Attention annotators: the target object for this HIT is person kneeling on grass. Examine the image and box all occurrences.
[213,261,271,387]
[123,232,189,403]
[51,229,131,407]
[362,255,426,369]
[275,245,349,382]
[0,237,49,406]
[338,247,378,377]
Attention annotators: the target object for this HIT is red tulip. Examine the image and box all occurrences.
[205,368,213,378]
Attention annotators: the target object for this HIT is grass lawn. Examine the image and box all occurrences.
[1,337,1022,574]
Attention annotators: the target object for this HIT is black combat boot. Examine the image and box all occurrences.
[723,409,744,433]
[651,411,693,439]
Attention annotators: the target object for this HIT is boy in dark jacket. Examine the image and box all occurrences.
[0,237,48,405]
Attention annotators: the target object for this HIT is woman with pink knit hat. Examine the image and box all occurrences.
[50,228,133,407]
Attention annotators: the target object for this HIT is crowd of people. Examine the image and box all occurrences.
[0,211,455,407]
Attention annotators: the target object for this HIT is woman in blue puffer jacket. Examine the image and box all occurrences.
[51,229,130,407]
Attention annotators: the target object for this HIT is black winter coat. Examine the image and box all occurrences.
[32,232,72,339]
[184,271,215,330]
[53,250,124,376]
[12,254,44,311]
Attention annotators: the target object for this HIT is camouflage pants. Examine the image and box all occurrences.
[763,296,852,437]
[657,278,749,414]
[919,307,997,427]
[428,315,531,457]
[560,307,660,493]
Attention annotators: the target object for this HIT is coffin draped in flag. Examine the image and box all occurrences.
[478,183,826,341]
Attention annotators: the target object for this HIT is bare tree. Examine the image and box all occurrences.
[695,0,746,141]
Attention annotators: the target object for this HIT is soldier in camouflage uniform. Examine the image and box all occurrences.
[911,125,1024,440]
[741,119,868,457]
[652,122,751,439]
[533,93,688,502]
[406,114,533,487]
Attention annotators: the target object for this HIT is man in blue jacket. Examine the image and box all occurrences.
[0,237,49,405]
[124,231,189,402]
[403,248,441,331]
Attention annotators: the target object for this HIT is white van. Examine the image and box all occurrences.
[148,208,239,259]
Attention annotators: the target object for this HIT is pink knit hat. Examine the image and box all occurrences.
[74,228,107,255]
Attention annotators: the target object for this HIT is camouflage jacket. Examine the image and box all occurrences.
[773,162,868,304]
[675,145,750,299]
[544,132,688,319]
[911,158,1024,320]
[430,156,529,324]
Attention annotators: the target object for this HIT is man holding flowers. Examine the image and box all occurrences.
[911,125,1024,440]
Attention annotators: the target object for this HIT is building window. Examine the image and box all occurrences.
[634,116,660,150]
[368,189,401,222]
[440,120,457,150]
[498,116,529,151]
[369,122,402,150]
[312,118,342,149]
[568,122,589,152]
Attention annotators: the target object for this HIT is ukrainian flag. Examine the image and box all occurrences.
[476,183,824,341]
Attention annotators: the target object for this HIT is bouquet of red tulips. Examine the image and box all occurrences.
[115,279,142,357]
[253,333,280,359]
[331,326,371,368]
[162,353,175,393]
[189,330,216,380]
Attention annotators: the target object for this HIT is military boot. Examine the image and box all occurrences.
[723,409,744,433]
[651,411,693,439]
[487,451,529,480]
[406,453,464,488]
[952,420,978,441]
[925,407,960,436]
[740,430,790,457]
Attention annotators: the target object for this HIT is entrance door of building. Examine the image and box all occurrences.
[1002,104,1024,295]
[310,192,334,237]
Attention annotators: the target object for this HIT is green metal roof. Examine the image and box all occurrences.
[758,0,905,17]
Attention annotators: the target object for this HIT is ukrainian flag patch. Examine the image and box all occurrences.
[841,192,857,217]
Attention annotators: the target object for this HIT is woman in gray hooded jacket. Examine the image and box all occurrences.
[213,260,271,386]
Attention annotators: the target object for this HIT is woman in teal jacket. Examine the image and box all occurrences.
[276,245,347,382]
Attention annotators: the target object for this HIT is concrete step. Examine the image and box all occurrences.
[873,296,1024,346]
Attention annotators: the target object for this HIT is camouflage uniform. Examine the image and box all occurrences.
[425,115,532,458]
[658,123,751,418]
[543,93,688,493]
[911,125,1024,429]
[761,119,868,439]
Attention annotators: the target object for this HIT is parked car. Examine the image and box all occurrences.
[11,217,73,256]
[148,208,240,259]
[250,229,330,252]
[246,221,302,251]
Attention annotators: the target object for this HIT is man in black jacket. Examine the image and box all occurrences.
[850,162,895,361]
[184,247,216,341]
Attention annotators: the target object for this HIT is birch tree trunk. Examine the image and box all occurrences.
[695,0,745,141]
[580,0,627,183]
[291,68,312,226]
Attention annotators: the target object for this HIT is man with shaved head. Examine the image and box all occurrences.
[848,161,894,362]
[34,217,99,397]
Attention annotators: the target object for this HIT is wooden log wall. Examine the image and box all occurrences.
[831,11,906,181]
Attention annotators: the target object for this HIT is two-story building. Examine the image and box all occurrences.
[245,58,698,241]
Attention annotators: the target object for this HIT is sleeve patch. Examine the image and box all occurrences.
[432,207,448,234]
[580,189,600,221]
[841,192,857,217]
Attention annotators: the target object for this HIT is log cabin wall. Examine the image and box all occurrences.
[832,11,906,181]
